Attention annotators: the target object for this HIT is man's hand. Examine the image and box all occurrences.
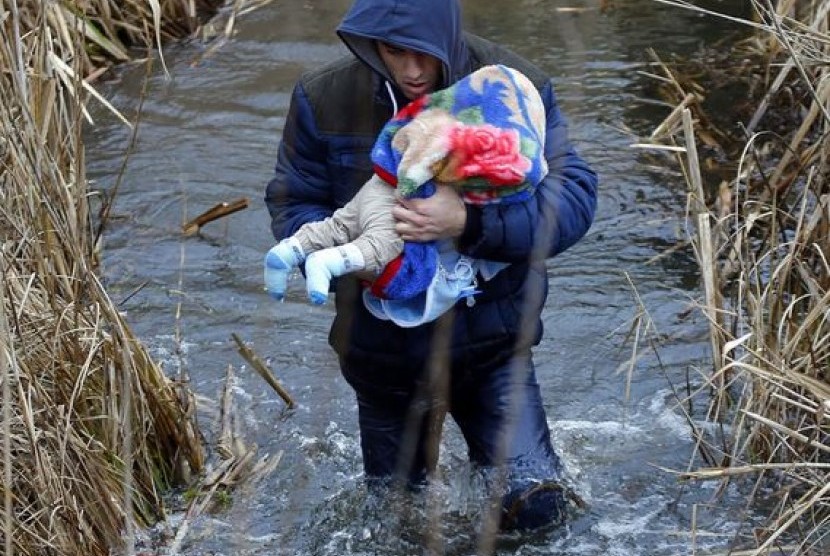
[392,185,466,242]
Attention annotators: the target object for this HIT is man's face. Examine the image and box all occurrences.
[377,42,442,100]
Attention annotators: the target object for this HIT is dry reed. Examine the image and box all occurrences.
[643,0,829,553]
[0,1,243,554]
[7,0,230,78]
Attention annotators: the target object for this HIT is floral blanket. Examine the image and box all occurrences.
[372,64,547,204]
[368,64,547,301]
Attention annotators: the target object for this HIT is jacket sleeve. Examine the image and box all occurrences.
[456,81,598,262]
[265,82,334,241]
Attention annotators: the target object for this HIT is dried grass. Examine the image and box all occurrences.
[0,1,234,554]
[643,0,830,553]
[7,0,230,78]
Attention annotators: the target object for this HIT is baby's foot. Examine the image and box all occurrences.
[304,244,365,304]
[264,237,305,300]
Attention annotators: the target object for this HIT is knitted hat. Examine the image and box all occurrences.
[369,64,547,301]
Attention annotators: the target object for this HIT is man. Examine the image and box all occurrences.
[265,0,598,531]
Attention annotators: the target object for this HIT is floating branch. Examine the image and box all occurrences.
[231,333,296,409]
[182,198,249,236]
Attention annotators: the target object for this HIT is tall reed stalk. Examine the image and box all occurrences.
[0,1,229,554]
[647,0,829,553]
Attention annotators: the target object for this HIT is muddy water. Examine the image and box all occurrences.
[85,1,755,554]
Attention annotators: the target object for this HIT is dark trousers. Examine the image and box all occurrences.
[340,349,567,530]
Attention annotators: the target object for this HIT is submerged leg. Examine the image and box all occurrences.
[451,354,568,531]
[340,356,430,487]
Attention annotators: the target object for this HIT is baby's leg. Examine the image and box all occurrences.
[304,228,401,304]
[293,195,362,252]
[304,177,402,303]
[264,195,362,301]
[350,177,404,273]
[305,244,366,304]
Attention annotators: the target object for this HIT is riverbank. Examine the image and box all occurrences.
[646,1,829,552]
[0,2,238,554]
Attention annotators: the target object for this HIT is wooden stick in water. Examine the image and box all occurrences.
[182,197,249,236]
[231,333,296,409]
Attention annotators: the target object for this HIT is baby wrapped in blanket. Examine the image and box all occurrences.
[264,64,547,327]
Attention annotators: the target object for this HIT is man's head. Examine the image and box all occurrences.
[336,0,469,95]
[376,41,442,100]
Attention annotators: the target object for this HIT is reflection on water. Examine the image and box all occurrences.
[85,0,756,554]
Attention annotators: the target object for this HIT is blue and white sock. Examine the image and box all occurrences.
[304,244,365,304]
[264,237,305,301]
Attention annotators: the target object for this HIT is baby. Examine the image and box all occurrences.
[264,64,547,327]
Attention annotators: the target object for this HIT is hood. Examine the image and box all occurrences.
[336,0,470,91]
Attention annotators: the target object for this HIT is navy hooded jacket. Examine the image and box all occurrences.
[265,0,598,369]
